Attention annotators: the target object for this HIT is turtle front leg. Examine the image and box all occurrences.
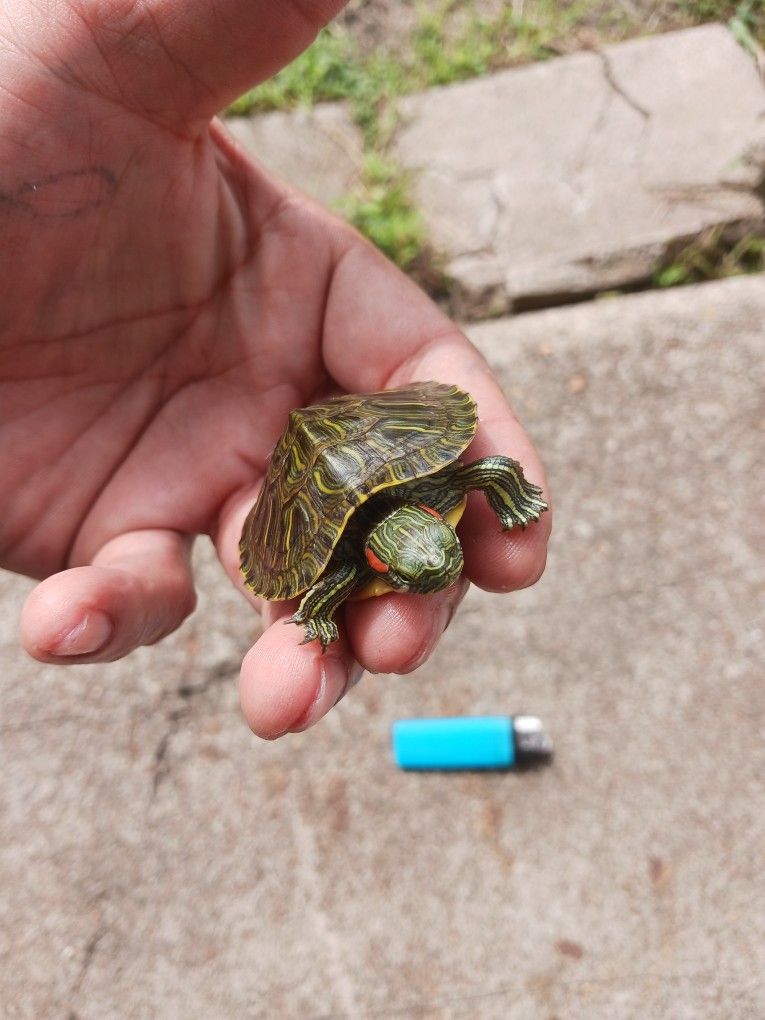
[287,559,364,652]
[456,456,548,529]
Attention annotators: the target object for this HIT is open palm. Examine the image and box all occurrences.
[1,0,549,736]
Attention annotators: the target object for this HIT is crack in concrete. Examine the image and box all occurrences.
[175,657,239,701]
[150,706,186,799]
[486,176,506,248]
[647,182,765,207]
[454,207,765,316]
[148,658,238,802]
[67,926,105,1018]
[1,658,241,740]
[445,53,763,320]
[596,50,651,120]
[571,55,622,181]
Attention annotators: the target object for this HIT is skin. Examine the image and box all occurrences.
[1,0,551,739]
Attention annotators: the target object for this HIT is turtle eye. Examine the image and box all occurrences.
[418,504,443,520]
[365,546,389,573]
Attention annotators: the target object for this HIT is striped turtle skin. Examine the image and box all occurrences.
[240,382,477,601]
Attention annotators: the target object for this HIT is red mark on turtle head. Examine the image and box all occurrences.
[365,547,389,573]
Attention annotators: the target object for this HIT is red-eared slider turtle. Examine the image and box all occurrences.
[240,381,547,650]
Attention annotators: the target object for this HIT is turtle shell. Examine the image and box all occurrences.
[240,381,477,600]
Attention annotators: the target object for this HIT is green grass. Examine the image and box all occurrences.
[227,31,358,117]
[728,1,765,60]
[653,229,765,288]
[226,2,612,276]
[227,0,765,285]
[228,2,611,122]
[336,156,425,269]
[229,0,765,143]
[681,0,765,45]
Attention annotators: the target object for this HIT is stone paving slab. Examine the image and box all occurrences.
[224,26,765,318]
[225,103,363,210]
[396,24,765,315]
[1,274,763,1017]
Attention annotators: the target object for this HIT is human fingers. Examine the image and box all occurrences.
[237,578,469,736]
[214,483,360,738]
[345,579,471,676]
[20,530,196,663]
[456,414,550,593]
[45,0,348,129]
[322,239,551,595]
[216,461,470,714]
[239,602,364,739]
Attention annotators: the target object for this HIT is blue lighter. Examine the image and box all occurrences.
[392,715,553,771]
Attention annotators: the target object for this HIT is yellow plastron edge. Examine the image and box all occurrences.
[350,495,468,602]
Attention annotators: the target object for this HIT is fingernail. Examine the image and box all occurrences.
[51,611,113,656]
[289,656,350,732]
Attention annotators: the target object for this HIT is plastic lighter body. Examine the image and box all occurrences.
[392,715,552,771]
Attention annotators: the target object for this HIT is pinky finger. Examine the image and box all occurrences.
[20,529,196,664]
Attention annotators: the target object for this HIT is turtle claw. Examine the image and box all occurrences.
[455,456,548,532]
[496,501,546,531]
[489,482,548,531]
[287,612,339,652]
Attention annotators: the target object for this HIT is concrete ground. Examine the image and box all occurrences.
[1,24,764,1020]
[2,275,762,1019]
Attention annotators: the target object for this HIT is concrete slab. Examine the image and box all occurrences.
[225,104,363,209]
[393,26,765,315]
[1,274,763,1017]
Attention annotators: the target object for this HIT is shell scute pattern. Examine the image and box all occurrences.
[312,442,374,496]
[240,382,477,600]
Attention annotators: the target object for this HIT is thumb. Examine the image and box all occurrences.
[60,0,348,127]
[20,529,196,664]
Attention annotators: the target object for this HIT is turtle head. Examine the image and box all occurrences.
[364,505,464,594]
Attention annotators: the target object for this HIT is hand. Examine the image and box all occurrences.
[1,0,550,737]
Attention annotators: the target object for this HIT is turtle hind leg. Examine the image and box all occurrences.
[287,559,362,652]
[457,456,548,530]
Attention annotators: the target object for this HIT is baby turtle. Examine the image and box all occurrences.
[240,381,547,649]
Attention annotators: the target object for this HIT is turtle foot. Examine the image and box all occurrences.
[287,612,339,652]
[494,484,549,530]
[455,455,548,531]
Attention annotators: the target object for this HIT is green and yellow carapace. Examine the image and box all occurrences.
[240,381,547,650]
